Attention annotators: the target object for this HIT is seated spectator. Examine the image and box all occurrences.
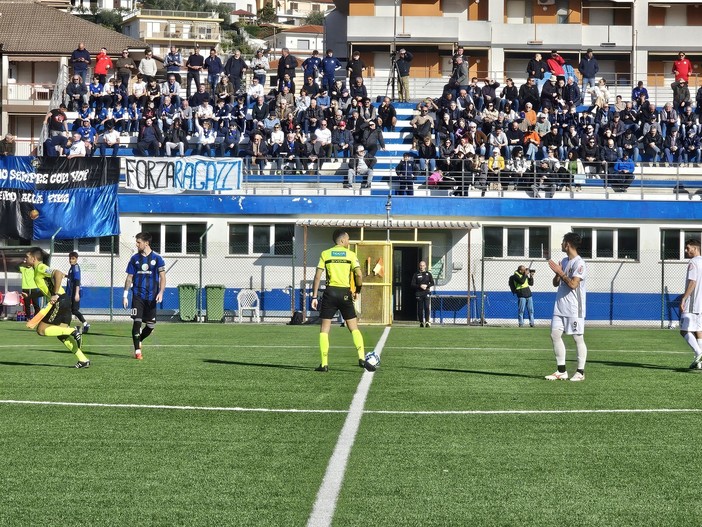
[438,137,455,172]
[268,122,285,159]
[683,128,701,164]
[109,101,128,134]
[246,76,265,105]
[360,119,385,158]
[76,119,97,157]
[88,76,109,112]
[244,132,270,174]
[642,127,664,163]
[523,125,541,160]
[618,127,639,162]
[278,131,304,173]
[660,102,679,138]
[302,134,323,175]
[195,99,215,127]
[0,134,16,156]
[164,118,187,157]
[159,96,178,132]
[579,135,603,175]
[561,149,585,191]
[98,124,120,158]
[345,145,375,189]
[194,119,217,156]
[136,117,163,156]
[349,77,367,100]
[663,127,683,164]
[602,137,620,176]
[417,135,437,174]
[533,149,560,198]
[313,120,333,160]
[219,122,241,158]
[378,97,397,132]
[128,101,142,135]
[302,75,320,98]
[212,99,232,133]
[66,75,87,111]
[331,120,353,161]
[410,105,434,148]
[130,73,147,108]
[161,74,181,107]
[488,125,510,160]
[394,152,417,196]
[189,84,211,109]
[487,147,506,189]
[67,132,86,158]
[611,153,636,192]
[504,146,532,189]
[145,78,161,109]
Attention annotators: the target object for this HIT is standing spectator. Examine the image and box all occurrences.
[302,50,322,81]
[251,49,270,87]
[394,151,416,196]
[185,47,205,98]
[115,49,137,90]
[546,232,589,382]
[66,74,88,111]
[509,265,535,328]
[136,117,162,156]
[94,47,113,85]
[165,45,183,83]
[526,53,549,93]
[205,48,224,94]
[67,252,89,333]
[672,79,691,112]
[632,81,649,107]
[395,48,413,103]
[277,48,298,90]
[44,103,69,137]
[564,76,581,107]
[0,134,15,156]
[673,51,693,82]
[546,50,566,81]
[578,48,599,94]
[411,261,434,327]
[347,51,366,82]
[679,239,702,369]
[19,259,41,318]
[321,49,342,92]
[70,42,91,82]
[138,49,157,84]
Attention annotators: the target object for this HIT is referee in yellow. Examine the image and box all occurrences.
[311,229,367,372]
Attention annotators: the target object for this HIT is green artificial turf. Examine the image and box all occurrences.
[0,322,698,526]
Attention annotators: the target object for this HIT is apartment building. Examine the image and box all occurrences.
[121,8,224,56]
[328,0,702,90]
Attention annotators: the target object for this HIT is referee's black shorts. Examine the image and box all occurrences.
[319,286,357,321]
[43,295,72,326]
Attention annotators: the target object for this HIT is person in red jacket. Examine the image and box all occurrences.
[547,50,565,80]
[94,47,113,84]
[673,51,693,82]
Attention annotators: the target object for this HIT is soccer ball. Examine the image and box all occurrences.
[364,351,380,372]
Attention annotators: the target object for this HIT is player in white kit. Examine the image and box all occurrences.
[679,239,702,369]
[545,232,588,382]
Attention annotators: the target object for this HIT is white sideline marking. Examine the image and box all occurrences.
[0,399,699,417]
[306,326,392,527]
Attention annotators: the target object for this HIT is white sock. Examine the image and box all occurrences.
[573,334,587,370]
[550,329,566,367]
[697,339,702,356]
[684,333,702,356]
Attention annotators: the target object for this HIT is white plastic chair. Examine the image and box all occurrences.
[2,291,22,319]
[237,289,260,323]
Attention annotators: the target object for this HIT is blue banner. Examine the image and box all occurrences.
[0,156,120,241]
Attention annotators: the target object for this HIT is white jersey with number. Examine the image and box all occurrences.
[683,255,702,314]
[553,255,587,318]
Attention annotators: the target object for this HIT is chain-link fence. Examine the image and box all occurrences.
[36,235,691,328]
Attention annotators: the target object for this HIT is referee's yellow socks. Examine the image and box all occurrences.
[351,329,364,360]
[319,333,329,367]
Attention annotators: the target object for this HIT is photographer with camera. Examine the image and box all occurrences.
[394,48,413,103]
[509,265,535,327]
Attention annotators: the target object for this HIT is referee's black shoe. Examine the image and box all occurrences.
[314,364,329,372]
[71,326,83,349]
[358,359,366,368]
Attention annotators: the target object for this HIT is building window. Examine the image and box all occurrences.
[312,3,320,11]
[661,229,702,260]
[141,223,207,255]
[573,227,639,260]
[483,226,551,258]
[54,236,119,255]
[228,224,295,255]
[290,2,298,10]
[297,39,310,50]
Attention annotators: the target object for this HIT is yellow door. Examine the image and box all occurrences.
[352,241,392,325]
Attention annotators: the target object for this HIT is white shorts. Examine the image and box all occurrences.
[551,315,585,335]
[680,313,702,332]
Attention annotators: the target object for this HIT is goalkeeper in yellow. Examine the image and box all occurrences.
[26,247,90,368]
[311,229,367,372]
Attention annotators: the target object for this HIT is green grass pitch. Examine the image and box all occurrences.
[0,321,699,526]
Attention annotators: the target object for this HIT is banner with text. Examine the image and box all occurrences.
[124,156,242,194]
[0,157,121,241]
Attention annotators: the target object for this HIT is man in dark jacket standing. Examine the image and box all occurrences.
[411,261,435,327]
[578,48,600,94]
[509,265,535,327]
[395,48,413,102]
[277,48,298,91]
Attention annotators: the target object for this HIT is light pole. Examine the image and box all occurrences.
[385,193,392,242]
